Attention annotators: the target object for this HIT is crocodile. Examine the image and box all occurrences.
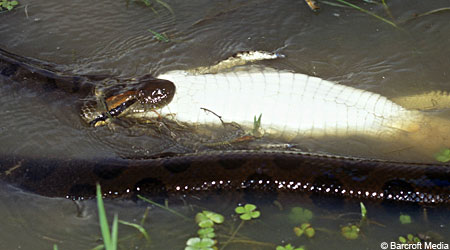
[0,48,449,204]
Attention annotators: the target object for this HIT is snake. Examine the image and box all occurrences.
[0,47,449,205]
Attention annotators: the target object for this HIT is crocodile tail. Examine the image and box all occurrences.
[391,91,450,111]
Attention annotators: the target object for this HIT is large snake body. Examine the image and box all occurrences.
[0,48,449,205]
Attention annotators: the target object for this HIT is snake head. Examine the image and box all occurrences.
[82,75,176,126]
[136,76,175,109]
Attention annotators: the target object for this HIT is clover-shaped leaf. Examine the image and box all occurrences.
[235,204,260,221]
[0,0,18,11]
[276,243,305,250]
[294,223,315,238]
[288,207,313,224]
[341,225,360,240]
[195,210,223,228]
[198,227,215,239]
[185,237,215,250]
[202,210,224,224]
[195,212,214,228]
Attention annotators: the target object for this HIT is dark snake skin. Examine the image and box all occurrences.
[0,48,449,205]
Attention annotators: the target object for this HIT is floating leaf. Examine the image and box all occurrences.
[185,237,215,250]
[398,234,421,244]
[288,207,313,224]
[195,211,224,228]
[399,214,412,224]
[195,213,214,228]
[435,148,450,162]
[202,210,224,224]
[293,223,315,238]
[198,227,215,239]
[0,0,18,11]
[408,234,421,243]
[235,204,260,221]
[341,225,360,240]
[305,226,315,238]
[276,243,305,250]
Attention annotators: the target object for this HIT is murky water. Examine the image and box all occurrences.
[0,0,449,249]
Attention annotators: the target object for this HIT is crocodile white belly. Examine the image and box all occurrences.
[156,68,423,138]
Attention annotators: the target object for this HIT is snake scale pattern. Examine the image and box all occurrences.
[0,48,449,205]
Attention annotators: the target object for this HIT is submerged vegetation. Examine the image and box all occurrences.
[313,0,450,28]
[127,0,173,15]
[435,148,450,163]
[0,0,18,11]
[58,190,443,250]
[147,28,170,43]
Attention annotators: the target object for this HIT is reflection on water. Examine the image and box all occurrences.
[0,0,450,249]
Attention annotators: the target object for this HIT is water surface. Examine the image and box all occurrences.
[0,0,449,249]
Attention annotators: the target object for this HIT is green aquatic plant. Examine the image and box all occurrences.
[220,204,261,250]
[252,114,263,137]
[323,0,398,28]
[402,7,450,24]
[95,186,151,250]
[148,28,170,43]
[185,237,216,250]
[276,243,305,250]
[0,0,18,11]
[195,210,224,228]
[360,202,367,220]
[138,194,189,220]
[118,220,150,241]
[198,227,216,239]
[341,224,360,240]
[398,234,421,244]
[399,214,412,224]
[187,211,222,250]
[96,184,119,250]
[293,223,315,238]
[435,148,450,162]
[53,244,58,250]
[287,207,313,224]
[235,204,260,221]
[131,0,173,15]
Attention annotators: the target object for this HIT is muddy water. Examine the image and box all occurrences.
[0,0,449,249]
